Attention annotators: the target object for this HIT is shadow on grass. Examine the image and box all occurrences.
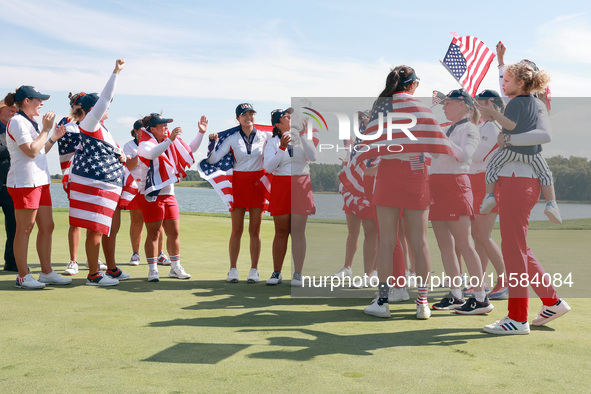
[142,327,492,364]
[144,342,251,364]
[242,327,492,361]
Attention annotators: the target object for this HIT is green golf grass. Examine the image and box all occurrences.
[0,211,589,392]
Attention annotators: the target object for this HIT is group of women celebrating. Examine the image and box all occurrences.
[349,42,570,335]
[4,58,317,290]
[4,48,571,335]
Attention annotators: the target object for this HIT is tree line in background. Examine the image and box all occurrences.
[49,156,591,202]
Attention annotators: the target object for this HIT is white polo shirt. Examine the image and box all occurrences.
[6,113,50,188]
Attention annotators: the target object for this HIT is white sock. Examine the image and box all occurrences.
[450,289,462,299]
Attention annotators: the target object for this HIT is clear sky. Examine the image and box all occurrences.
[1,0,590,174]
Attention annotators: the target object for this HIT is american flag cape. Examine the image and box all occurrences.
[57,117,81,174]
[118,167,138,209]
[339,93,457,204]
[138,128,195,202]
[441,35,495,97]
[57,117,81,194]
[68,132,124,236]
[197,124,273,211]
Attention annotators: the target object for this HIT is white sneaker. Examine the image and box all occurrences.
[531,299,571,326]
[246,268,259,283]
[483,316,530,335]
[86,259,107,271]
[291,272,303,287]
[332,266,352,279]
[105,267,130,281]
[169,264,191,279]
[226,268,239,283]
[157,253,171,266]
[480,194,497,214]
[15,274,46,289]
[544,201,562,224]
[39,270,72,285]
[389,287,410,302]
[64,261,79,276]
[86,273,119,286]
[129,253,140,266]
[266,271,283,285]
[148,269,160,282]
[364,299,391,318]
[416,303,431,320]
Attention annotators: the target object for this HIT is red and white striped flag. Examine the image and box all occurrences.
[339,93,457,201]
[441,35,495,96]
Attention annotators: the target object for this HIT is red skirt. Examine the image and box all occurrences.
[373,159,430,210]
[429,174,474,221]
[233,170,265,209]
[270,175,315,216]
[469,172,500,215]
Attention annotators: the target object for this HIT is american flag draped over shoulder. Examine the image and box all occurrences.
[197,124,273,211]
[441,35,495,97]
[138,128,195,202]
[69,134,124,235]
[339,93,456,202]
[57,117,81,193]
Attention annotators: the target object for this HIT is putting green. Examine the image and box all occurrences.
[0,211,589,392]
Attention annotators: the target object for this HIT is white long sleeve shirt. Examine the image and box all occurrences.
[207,129,270,172]
[264,132,317,176]
[136,131,205,195]
[469,121,502,174]
[79,73,119,148]
[429,119,479,175]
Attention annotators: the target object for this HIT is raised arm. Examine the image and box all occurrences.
[207,134,232,164]
[300,132,317,162]
[79,59,125,132]
[189,116,208,153]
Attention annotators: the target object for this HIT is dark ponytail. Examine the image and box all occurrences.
[272,125,282,138]
[3,92,19,108]
[378,65,416,97]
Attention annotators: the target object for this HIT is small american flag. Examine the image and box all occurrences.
[432,91,447,106]
[441,35,495,96]
[138,128,195,202]
[57,117,81,173]
[197,124,273,211]
[68,134,124,235]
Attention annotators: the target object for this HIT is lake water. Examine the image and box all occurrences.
[49,184,591,221]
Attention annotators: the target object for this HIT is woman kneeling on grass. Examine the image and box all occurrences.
[137,113,207,282]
